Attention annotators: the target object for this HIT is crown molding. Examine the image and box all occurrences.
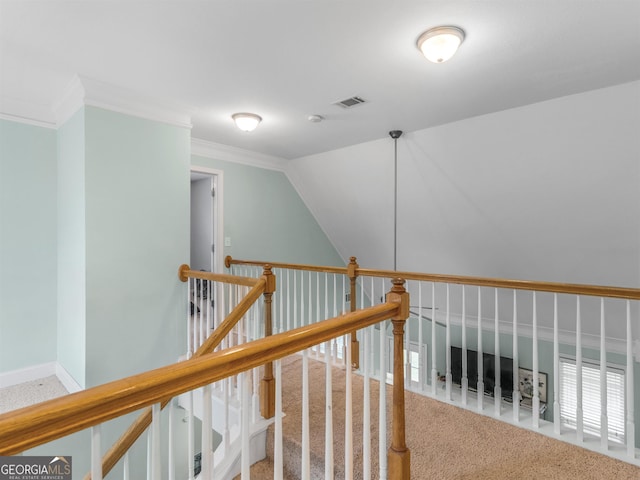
[53,75,193,129]
[0,97,56,129]
[191,137,288,171]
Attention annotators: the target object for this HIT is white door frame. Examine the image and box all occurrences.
[190,166,224,274]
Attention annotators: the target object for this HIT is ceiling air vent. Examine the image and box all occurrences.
[333,96,366,108]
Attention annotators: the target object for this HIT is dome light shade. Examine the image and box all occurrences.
[232,113,262,132]
[417,26,465,63]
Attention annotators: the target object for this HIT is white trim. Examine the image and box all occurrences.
[0,362,56,388]
[53,75,193,129]
[0,112,56,129]
[190,166,225,275]
[0,96,57,127]
[0,362,55,388]
[0,362,83,392]
[191,137,288,172]
[56,363,83,393]
[52,75,85,126]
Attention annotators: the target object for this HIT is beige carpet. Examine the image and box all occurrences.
[0,376,68,414]
[248,354,640,479]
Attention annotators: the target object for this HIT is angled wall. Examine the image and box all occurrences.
[192,152,343,267]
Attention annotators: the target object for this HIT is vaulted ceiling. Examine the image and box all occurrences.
[1,1,639,159]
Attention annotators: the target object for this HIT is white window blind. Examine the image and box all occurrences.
[559,357,625,443]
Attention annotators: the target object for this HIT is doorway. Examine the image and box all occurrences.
[190,168,223,274]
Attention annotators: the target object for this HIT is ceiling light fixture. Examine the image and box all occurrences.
[232,112,262,132]
[416,26,465,63]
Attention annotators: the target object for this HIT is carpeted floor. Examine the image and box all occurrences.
[250,354,640,479]
[0,376,68,414]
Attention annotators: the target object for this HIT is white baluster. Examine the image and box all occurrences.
[241,372,251,479]
[576,296,584,442]
[363,326,371,480]
[302,350,310,479]
[626,300,635,458]
[532,291,539,429]
[274,359,283,480]
[325,338,334,480]
[345,335,353,480]
[187,392,194,480]
[445,284,452,401]
[379,316,387,480]
[316,272,321,359]
[301,270,305,327]
[253,363,259,423]
[187,278,193,359]
[294,270,298,329]
[147,431,151,480]
[332,274,338,364]
[462,285,468,405]
[286,269,291,331]
[151,403,161,480]
[201,385,212,479]
[308,271,313,328]
[324,274,329,360]
[168,400,175,480]
[553,293,561,435]
[206,279,211,334]
[494,289,501,415]
[418,282,425,391]
[600,298,608,450]
[477,287,484,411]
[512,290,519,422]
[405,280,411,389]
[123,452,130,480]
[431,283,438,396]
[224,368,230,453]
[91,425,102,480]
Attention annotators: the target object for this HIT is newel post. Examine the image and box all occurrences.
[348,256,360,369]
[387,278,411,480]
[260,265,276,419]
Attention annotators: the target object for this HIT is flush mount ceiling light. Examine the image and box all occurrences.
[232,112,262,132]
[416,26,465,63]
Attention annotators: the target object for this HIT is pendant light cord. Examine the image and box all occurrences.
[389,130,403,271]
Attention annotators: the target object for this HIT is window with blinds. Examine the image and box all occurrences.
[559,357,625,443]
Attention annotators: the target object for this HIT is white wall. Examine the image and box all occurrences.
[286,81,640,340]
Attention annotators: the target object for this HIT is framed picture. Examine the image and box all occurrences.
[518,367,547,404]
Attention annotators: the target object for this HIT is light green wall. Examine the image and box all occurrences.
[57,110,87,386]
[0,119,58,373]
[84,107,190,387]
[192,155,343,267]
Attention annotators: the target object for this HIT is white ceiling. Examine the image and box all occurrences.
[1,1,639,160]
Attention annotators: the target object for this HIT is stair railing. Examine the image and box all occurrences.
[226,255,362,369]
[225,255,640,465]
[78,265,275,479]
[0,279,411,480]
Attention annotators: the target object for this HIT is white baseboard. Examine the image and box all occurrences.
[0,362,57,388]
[55,363,83,393]
[0,362,83,392]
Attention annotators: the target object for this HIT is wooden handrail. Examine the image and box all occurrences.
[0,301,401,455]
[356,268,640,300]
[225,256,640,300]
[83,266,270,479]
[179,263,259,287]
[225,255,348,275]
